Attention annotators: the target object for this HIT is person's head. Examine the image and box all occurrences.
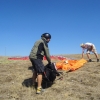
[80,43,85,48]
[41,33,51,43]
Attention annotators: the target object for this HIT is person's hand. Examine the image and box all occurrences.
[91,49,94,52]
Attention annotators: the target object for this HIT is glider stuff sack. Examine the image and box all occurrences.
[43,63,60,83]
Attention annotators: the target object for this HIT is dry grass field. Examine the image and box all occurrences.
[0,54,100,100]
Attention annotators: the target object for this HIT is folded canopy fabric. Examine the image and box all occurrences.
[55,59,87,71]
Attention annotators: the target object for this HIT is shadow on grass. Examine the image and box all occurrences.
[22,78,34,88]
[22,77,53,89]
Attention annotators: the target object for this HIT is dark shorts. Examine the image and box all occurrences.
[30,58,44,73]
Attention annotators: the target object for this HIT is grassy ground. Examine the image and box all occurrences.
[0,54,100,100]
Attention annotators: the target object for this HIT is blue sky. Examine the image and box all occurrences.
[0,0,100,56]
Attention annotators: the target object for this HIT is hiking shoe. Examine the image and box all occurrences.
[97,59,99,62]
[88,59,92,62]
[36,87,43,94]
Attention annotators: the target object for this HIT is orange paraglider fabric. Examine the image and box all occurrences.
[55,59,87,71]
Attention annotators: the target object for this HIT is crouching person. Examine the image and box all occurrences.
[29,33,52,94]
[80,42,99,62]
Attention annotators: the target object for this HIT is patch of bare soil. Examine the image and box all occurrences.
[0,54,100,100]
